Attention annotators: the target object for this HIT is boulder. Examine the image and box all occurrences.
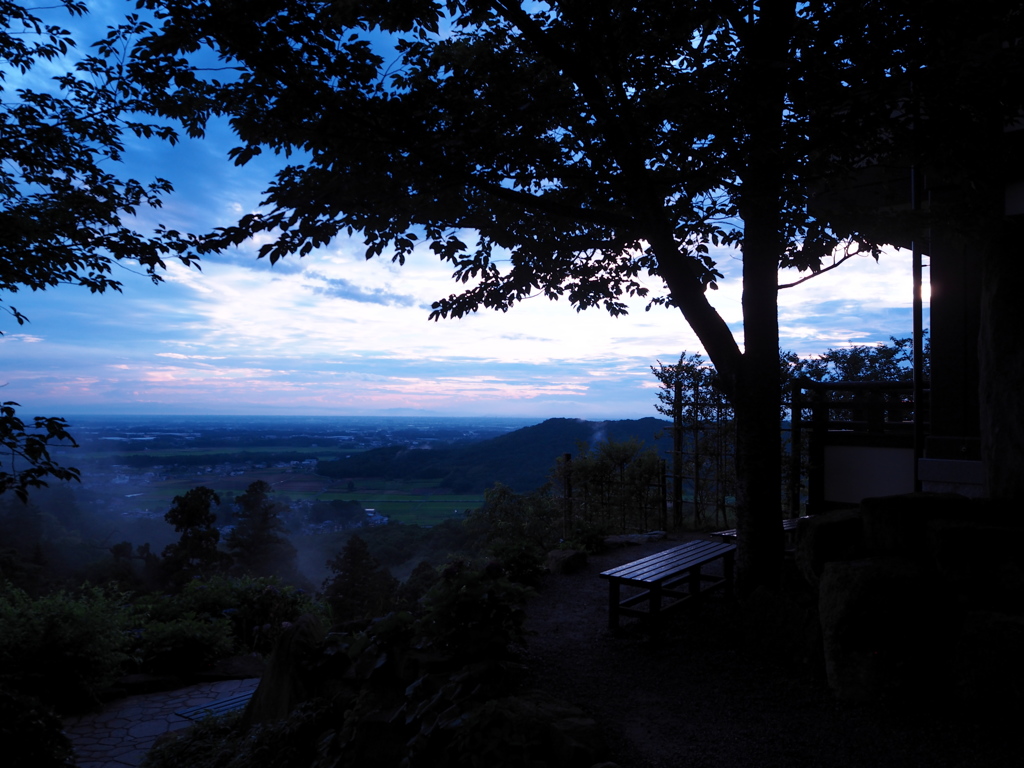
[860,492,969,561]
[547,549,588,575]
[240,613,325,728]
[818,557,953,702]
[794,509,865,587]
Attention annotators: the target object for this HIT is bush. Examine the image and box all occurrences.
[489,539,547,588]
[136,575,323,656]
[131,612,235,676]
[0,581,133,713]
[417,560,530,663]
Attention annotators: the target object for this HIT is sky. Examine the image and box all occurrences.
[1,2,928,421]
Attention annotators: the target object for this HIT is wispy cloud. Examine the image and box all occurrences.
[306,272,419,307]
[155,353,227,360]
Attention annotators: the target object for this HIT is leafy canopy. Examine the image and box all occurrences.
[1,1,200,499]
[1,0,197,328]
[127,0,903,367]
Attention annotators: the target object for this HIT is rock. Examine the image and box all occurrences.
[547,549,588,575]
[794,509,865,587]
[603,531,667,547]
[860,492,969,561]
[818,557,952,702]
[240,614,325,728]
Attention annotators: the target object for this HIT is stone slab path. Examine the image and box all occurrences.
[63,678,260,768]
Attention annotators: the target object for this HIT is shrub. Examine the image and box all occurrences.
[417,560,530,663]
[489,539,547,588]
[135,575,323,656]
[0,581,133,713]
[470,483,563,553]
[131,612,235,675]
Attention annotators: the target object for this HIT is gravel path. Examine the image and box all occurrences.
[521,536,1014,768]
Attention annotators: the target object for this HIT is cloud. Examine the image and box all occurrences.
[154,353,227,360]
[306,272,419,307]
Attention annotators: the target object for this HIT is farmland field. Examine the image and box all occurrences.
[54,414,529,527]
[62,445,368,462]
[114,470,484,526]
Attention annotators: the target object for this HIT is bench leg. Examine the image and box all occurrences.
[608,579,621,631]
[723,550,735,599]
[689,565,701,598]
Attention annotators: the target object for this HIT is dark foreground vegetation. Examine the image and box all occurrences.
[6,485,1021,768]
[0,464,630,767]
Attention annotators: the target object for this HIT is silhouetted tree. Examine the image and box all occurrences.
[162,486,227,583]
[652,354,732,527]
[785,335,929,384]
[227,480,297,578]
[322,534,397,624]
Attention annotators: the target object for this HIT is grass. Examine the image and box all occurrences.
[114,471,483,527]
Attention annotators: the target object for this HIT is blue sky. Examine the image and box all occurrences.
[1,2,928,420]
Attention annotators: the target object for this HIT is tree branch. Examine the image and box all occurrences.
[778,251,854,289]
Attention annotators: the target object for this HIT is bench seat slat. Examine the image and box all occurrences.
[175,690,255,721]
[601,541,735,583]
[599,540,735,631]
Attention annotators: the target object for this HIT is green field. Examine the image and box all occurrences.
[118,471,483,526]
[317,479,484,523]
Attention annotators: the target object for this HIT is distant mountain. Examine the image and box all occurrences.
[317,416,672,493]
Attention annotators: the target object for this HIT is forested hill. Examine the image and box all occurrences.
[317,417,671,494]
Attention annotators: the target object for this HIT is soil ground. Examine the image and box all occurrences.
[520,534,1015,768]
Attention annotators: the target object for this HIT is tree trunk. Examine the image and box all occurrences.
[728,0,795,594]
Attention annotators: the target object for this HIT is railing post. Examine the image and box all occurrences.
[660,458,668,531]
[808,383,827,516]
[562,452,572,540]
[789,380,804,517]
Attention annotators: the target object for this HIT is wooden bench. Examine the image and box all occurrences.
[599,540,736,631]
[175,690,255,721]
[711,516,810,546]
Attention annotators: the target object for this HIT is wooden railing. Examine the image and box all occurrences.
[788,379,929,515]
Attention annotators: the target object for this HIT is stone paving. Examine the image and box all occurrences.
[63,678,260,768]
